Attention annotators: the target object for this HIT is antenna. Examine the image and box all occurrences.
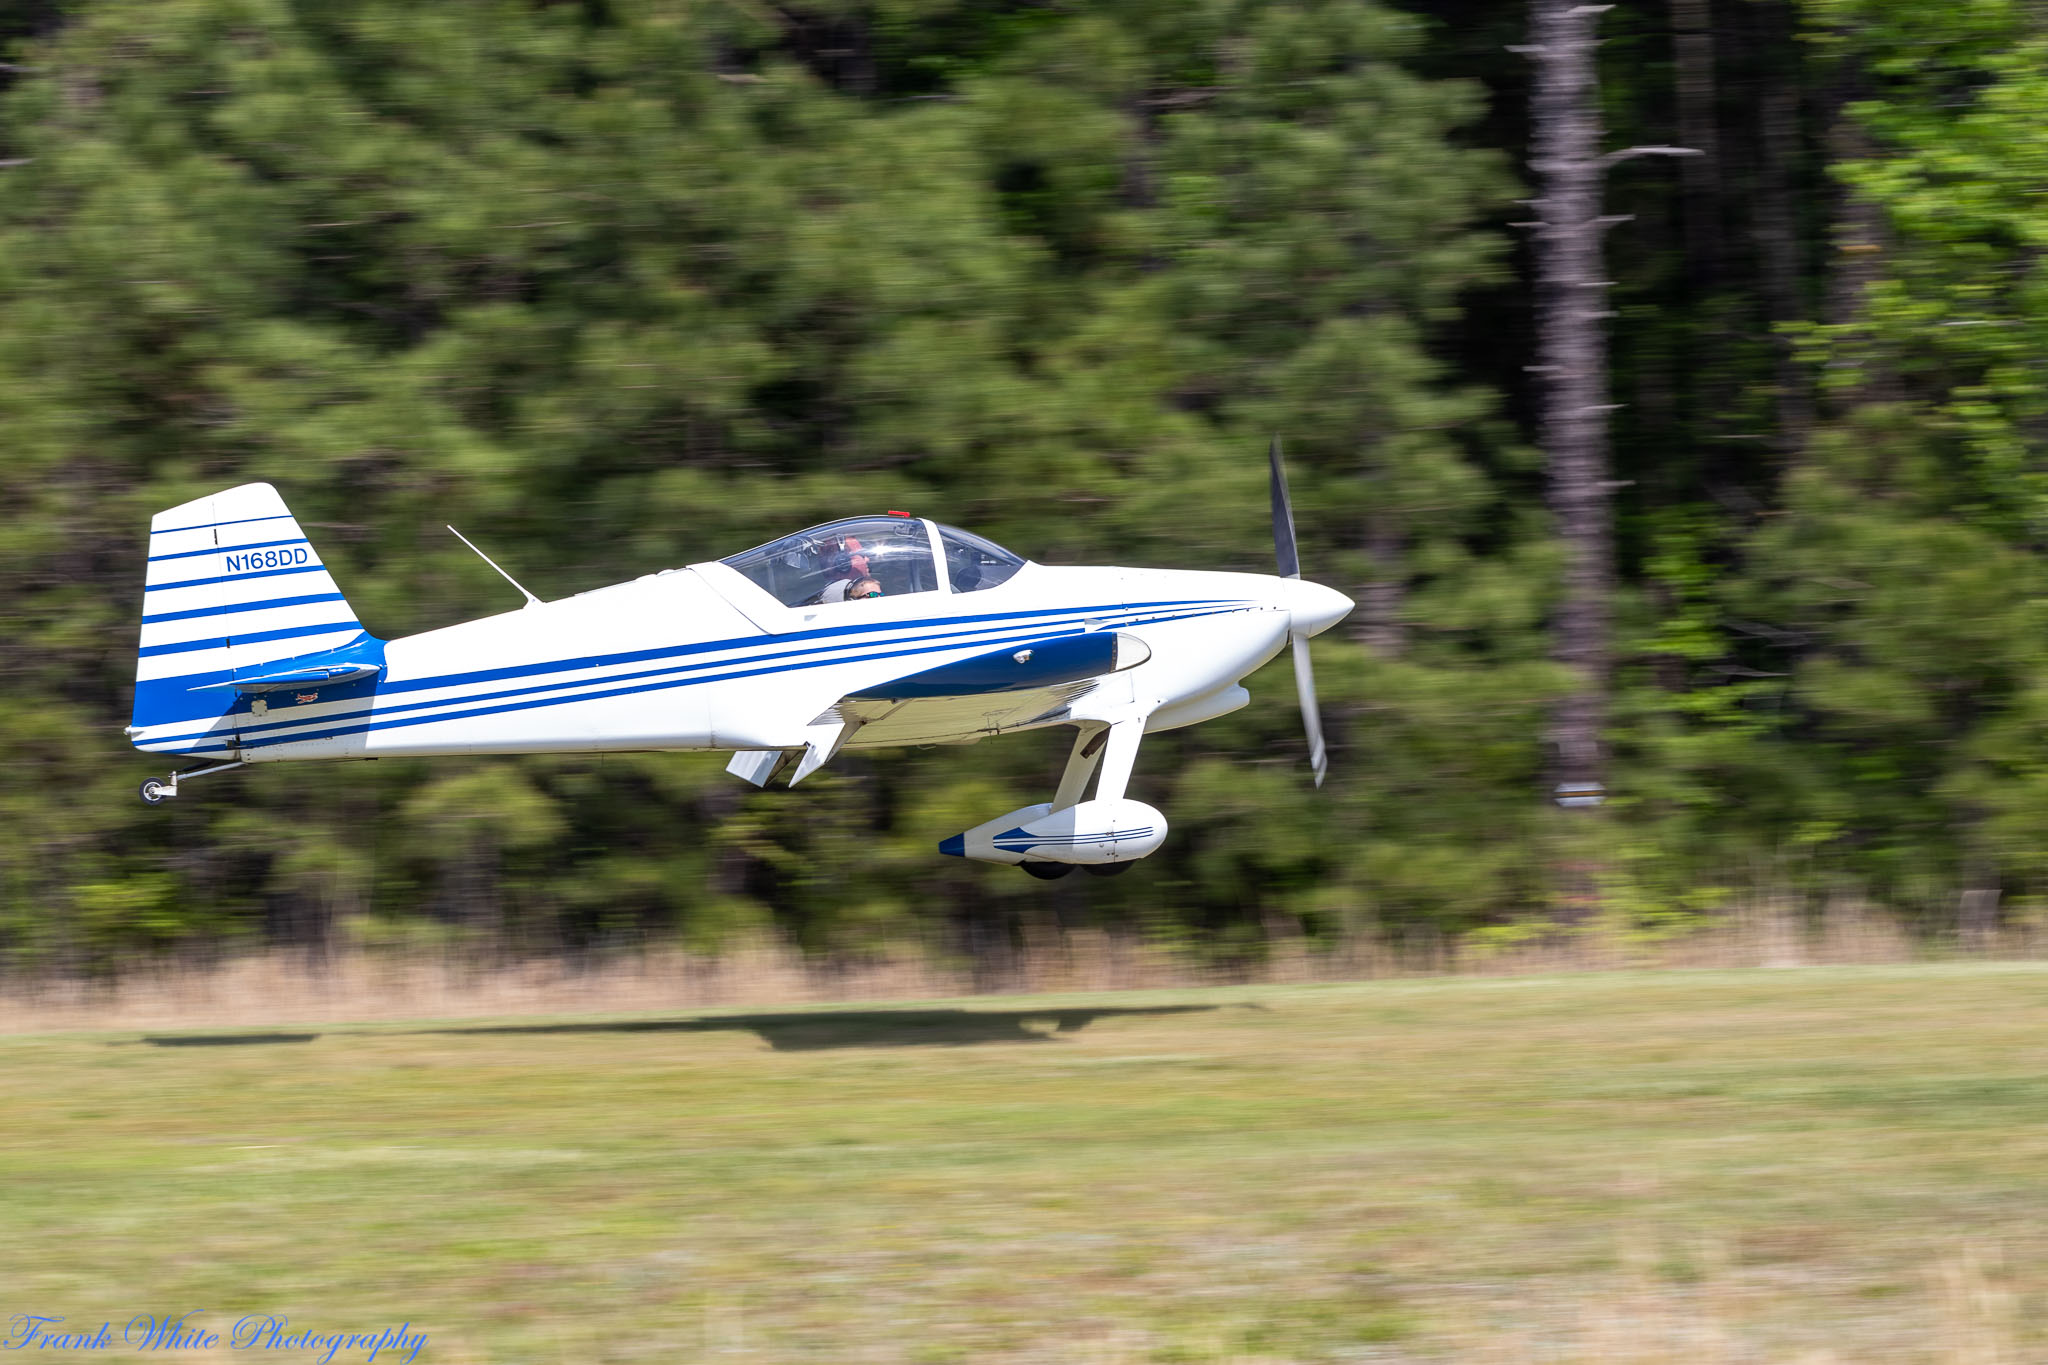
[446,525,542,609]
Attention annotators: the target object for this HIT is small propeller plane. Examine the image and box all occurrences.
[128,444,1351,876]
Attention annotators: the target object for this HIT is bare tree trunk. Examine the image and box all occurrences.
[1524,2,1699,918]
[1821,52,1890,362]
[1670,0,1721,291]
[1355,512,1405,659]
[1527,0,1617,806]
[1753,0,1811,447]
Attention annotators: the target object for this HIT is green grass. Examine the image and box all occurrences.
[7,964,2048,1362]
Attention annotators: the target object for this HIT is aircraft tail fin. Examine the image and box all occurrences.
[130,483,375,752]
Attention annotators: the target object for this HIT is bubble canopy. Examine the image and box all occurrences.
[719,517,1025,607]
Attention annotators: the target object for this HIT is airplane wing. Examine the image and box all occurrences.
[724,632,1145,787]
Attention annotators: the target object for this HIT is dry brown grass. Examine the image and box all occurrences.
[2,896,2035,1035]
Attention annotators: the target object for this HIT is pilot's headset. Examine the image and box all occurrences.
[838,536,870,581]
[947,543,982,591]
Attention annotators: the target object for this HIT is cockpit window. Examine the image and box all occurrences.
[936,524,1025,593]
[721,517,938,607]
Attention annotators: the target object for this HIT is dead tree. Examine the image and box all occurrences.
[1519,1,1697,820]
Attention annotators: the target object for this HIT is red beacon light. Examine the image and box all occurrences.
[887,510,912,518]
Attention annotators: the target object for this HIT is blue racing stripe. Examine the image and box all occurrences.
[145,595,1233,701]
[368,599,1234,701]
[134,604,1082,741]
[170,621,1095,743]
[145,562,329,593]
[133,599,1257,745]
[995,828,1154,844]
[152,602,1243,747]
[173,605,1251,754]
[153,512,294,535]
[134,605,1140,742]
[147,536,309,564]
[141,592,346,626]
[137,620,361,659]
[137,602,1251,747]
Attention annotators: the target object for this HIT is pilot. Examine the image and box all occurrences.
[813,538,872,603]
[846,577,883,601]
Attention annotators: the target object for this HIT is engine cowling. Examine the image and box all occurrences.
[939,799,1168,866]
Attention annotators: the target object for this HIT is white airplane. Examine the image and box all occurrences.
[129,445,1352,876]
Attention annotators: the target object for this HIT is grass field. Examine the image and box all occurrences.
[7,964,2048,1363]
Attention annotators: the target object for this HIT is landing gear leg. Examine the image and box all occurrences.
[1051,723,1108,812]
[1092,716,1146,803]
[137,760,245,805]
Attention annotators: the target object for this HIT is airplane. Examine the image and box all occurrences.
[128,444,1353,876]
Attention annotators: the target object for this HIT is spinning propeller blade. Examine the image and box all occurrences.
[1270,436,1328,787]
[1269,435,1299,580]
[1293,631,1328,788]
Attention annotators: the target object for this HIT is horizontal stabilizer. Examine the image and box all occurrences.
[189,663,382,694]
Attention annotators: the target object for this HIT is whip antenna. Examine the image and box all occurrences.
[447,525,542,608]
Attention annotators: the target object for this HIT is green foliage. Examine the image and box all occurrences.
[0,0,1545,965]
[5,0,2047,965]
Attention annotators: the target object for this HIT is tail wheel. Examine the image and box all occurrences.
[1019,862,1072,880]
[139,779,169,806]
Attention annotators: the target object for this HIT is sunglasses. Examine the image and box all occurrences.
[853,588,883,599]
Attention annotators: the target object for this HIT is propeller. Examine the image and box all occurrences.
[1270,437,1328,787]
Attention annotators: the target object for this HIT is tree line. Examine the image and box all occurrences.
[1,0,2042,972]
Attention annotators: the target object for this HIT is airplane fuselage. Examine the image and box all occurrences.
[128,485,1353,865]
[136,560,1326,764]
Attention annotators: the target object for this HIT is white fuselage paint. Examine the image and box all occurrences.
[143,561,1321,764]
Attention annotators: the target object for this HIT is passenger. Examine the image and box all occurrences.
[846,577,883,600]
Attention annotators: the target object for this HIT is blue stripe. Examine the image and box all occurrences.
[133,604,1125,741]
[137,608,1118,743]
[145,562,329,593]
[153,602,1238,747]
[140,602,1248,748]
[137,620,360,659]
[156,605,1248,756]
[153,512,294,535]
[150,595,1228,707]
[141,592,346,626]
[380,599,1236,703]
[995,830,1154,848]
[216,619,1149,750]
[135,599,1255,748]
[147,536,308,564]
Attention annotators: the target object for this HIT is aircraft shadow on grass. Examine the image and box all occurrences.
[429,1004,1223,1051]
[132,1006,1223,1051]
[139,1032,318,1047]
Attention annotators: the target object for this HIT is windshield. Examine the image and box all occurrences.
[721,516,939,607]
[936,524,1025,593]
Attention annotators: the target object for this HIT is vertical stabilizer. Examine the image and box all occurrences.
[130,484,371,752]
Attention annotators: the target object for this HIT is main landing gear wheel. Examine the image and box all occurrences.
[1084,862,1133,877]
[139,778,169,805]
[1019,862,1073,880]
